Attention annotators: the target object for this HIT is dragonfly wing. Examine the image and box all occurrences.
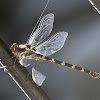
[32,67,46,86]
[27,13,54,47]
[19,56,32,67]
[19,56,46,86]
[35,32,68,56]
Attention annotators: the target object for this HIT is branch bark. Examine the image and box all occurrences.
[89,0,100,14]
[0,37,50,100]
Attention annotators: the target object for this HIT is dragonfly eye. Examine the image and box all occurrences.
[10,45,13,51]
[10,43,18,52]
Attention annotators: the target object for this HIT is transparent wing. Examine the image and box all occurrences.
[35,32,68,56]
[32,67,46,86]
[27,13,54,47]
[19,56,46,86]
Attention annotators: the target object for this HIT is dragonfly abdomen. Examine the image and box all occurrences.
[36,53,100,79]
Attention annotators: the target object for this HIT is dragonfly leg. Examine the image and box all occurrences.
[0,56,16,72]
[25,72,31,81]
[0,56,17,72]
[0,56,16,67]
[0,56,15,61]
[12,57,17,67]
[25,66,32,81]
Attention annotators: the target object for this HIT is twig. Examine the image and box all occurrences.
[89,0,100,14]
[0,37,50,100]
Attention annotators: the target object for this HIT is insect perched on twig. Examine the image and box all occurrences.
[7,13,99,86]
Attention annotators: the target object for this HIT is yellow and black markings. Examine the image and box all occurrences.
[61,62,65,66]
[36,54,100,79]
[19,52,100,79]
[71,65,75,69]
[20,51,29,55]
[48,58,55,63]
[81,68,84,72]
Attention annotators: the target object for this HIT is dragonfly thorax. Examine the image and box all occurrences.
[10,43,36,57]
[19,44,36,52]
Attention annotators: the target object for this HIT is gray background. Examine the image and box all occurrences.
[0,0,100,100]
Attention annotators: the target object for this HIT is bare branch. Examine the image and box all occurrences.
[89,0,100,14]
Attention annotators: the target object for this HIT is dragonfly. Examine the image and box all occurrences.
[9,13,100,86]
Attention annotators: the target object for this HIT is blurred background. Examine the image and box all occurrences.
[0,0,100,100]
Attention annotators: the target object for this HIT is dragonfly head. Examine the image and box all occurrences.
[10,43,18,54]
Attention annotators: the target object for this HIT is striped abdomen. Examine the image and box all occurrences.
[35,53,100,79]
